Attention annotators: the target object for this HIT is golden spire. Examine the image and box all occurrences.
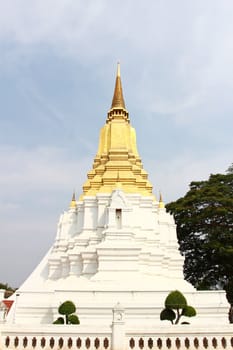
[159,192,165,209]
[111,63,126,109]
[81,65,154,199]
[69,191,77,208]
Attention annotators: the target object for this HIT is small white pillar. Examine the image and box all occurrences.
[0,289,5,301]
[112,302,125,350]
[13,293,20,324]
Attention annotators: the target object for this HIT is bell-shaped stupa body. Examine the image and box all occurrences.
[5,65,228,327]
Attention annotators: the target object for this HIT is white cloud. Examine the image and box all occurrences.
[0,145,91,199]
[0,145,92,287]
[147,151,232,203]
[1,0,233,124]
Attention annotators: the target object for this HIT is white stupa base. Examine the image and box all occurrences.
[4,190,229,328]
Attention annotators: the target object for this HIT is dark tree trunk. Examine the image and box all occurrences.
[65,314,69,324]
[228,305,233,324]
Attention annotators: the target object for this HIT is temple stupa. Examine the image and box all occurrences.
[5,64,228,328]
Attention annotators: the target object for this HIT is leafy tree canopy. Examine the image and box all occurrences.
[0,283,15,291]
[166,169,233,291]
[226,163,233,174]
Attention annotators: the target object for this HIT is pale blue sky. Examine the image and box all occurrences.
[0,1,232,287]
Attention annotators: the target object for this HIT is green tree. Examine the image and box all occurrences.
[160,290,196,324]
[166,168,233,323]
[166,171,233,291]
[225,279,233,323]
[0,283,15,291]
[226,163,233,174]
[0,282,16,298]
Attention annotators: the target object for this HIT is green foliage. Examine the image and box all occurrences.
[58,301,76,316]
[225,280,233,304]
[166,170,233,291]
[226,163,233,174]
[53,317,64,324]
[225,279,233,323]
[166,167,233,323]
[182,305,196,317]
[160,290,196,325]
[160,308,176,323]
[68,314,80,324]
[0,282,15,291]
[165,290,187,309]
[53,300,80,325]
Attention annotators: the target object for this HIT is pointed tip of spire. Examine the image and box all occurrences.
[159,191,163,202]
[70,190,77,208]
[111,62,126,109]
[117,62,121,77]
[159,191,165,209]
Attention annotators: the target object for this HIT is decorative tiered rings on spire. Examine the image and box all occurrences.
[107,63,129,123]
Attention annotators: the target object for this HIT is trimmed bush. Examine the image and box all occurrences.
[165,290,187,309]
[53,317,64,324]
[182,305,196,317]
[53,300,80,325]
[160,290,196,325]
[58,301,76,316]
[160,308,176,322]
[68,314,80,324]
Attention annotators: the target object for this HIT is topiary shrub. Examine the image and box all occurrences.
[53,317,64,324]
[160,290,196,325]
[58,301,76,324]
[182,305,196,317]
[160,308,176,323]
[53,300,80,325]
[68,314,80,324]
[165,290,187,309]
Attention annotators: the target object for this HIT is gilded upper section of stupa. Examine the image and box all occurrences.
[81,64,154,198]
